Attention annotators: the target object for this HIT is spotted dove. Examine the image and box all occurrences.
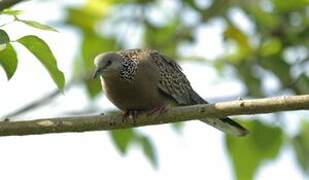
[94,49,248,136]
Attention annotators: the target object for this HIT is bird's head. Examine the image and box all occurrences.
[93,52,122,79]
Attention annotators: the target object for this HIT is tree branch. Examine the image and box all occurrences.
[0,0,26,11]
[0,95,308,137]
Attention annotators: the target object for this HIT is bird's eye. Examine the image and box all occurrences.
[106,60,112,66]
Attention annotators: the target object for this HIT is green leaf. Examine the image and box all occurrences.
[65,7,102,31]
[1,9,22,16]
[110,129,135,155]
[17,35,65,90]
[0,43,17,80]
[81,32,117,71]
[292,121,309,174]
[110,129,158,168]
[213,58,226,74]
[272,0,308,12]
[225,120,284,180]
[0,29,10,44]
[224,26,251,50]
[235,61,263,97]
[294,74,309,94]
[144,21,180,57]
[139,136,158,168]
[260,56,292,87]
[85,78,102,98]
[245,3,279,30]
[201,0,231,20]
[259,38,282,57]
[109,128,159,168]
[19,20,58,32]
[224,26,253,62]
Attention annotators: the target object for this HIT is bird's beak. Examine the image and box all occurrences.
[93,67,101,79]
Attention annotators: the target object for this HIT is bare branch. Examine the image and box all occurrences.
[2,80,76,119]
[0,95,308,137]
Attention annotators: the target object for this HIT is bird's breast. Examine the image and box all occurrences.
[101,76,167,111]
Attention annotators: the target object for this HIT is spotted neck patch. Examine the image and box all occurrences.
[119,55,139,81]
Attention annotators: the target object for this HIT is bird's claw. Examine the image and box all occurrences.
[147,106,168,117]
[122,110,140,125]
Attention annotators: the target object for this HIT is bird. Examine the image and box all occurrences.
[93,49,248,136]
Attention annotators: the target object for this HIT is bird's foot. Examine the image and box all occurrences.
[122,110,140,124]
[147,105,168,117]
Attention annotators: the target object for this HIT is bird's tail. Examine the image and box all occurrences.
[199,117,249,136]
[190,90,249,136]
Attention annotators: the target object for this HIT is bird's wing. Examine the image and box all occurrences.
[149,51,197,105]
[149,51,248,136]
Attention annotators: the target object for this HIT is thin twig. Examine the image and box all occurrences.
[0,19,15,27]
[2,79,76,119]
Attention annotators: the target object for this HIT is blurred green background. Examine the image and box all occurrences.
[0,0,308,179]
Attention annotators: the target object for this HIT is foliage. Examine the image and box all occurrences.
[292,121,309,174]
[0,0,308,178]
[110,129,158,168]
[17,35,65,90]
[0,10,64,90]
[225,120,284,180]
